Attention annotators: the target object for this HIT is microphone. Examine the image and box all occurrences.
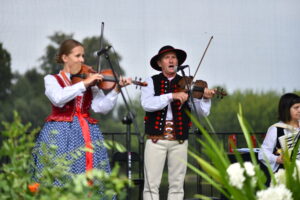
[93,46,112,56]
[176,65,189,71]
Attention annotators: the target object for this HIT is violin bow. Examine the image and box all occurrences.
[180,36,214,101]
[191,36,214,82]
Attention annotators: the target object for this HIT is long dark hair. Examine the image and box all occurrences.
[278,93,300,122]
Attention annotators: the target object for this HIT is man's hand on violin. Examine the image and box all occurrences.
[172,92,189,104]
[203,88,216,99]
[83,73,104,88]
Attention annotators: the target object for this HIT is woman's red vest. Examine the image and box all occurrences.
[45,74,98,124]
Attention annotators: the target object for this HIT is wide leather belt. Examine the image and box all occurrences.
[147,135,176,141]
[147,120,177,143]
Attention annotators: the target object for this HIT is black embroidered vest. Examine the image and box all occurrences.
[144,73,192,140]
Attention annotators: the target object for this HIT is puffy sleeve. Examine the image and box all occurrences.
[91,87,119,114]
[141,77,173,112]
[258,125,280,172]
[189,98,211,117]
[44,74,86,107]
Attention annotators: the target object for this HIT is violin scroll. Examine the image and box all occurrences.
[215,87,227,99]
[133,77,148,88]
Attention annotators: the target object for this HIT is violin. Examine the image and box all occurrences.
[177,76,227,99]
[71,64,147,90]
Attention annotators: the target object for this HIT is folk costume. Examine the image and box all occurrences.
[258,122,300,172]
[141,46,211,200]
[258,121,300,186]
[32,71,118,188]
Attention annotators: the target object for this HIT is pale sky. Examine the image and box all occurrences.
[1,0,299,97]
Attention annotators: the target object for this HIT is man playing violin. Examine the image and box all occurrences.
[141,45,215,200]
[32,39,131,198]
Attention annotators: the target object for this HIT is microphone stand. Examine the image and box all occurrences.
[101,50,144,200]
[179,69,201,122]
[179,68,202,195]
[97,22,104,72]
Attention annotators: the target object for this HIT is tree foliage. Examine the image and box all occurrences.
[7,69,48,128]
[0,43,12,100]
[208,89,280,133]
[82,36,125,76]
[0,31,299,135]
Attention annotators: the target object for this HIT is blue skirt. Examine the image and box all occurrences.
[32,116,111,179]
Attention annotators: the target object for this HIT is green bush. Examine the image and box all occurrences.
[0,111,130,200]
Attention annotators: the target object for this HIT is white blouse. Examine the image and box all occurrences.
[44,73,119,114]
[140,76,211,120]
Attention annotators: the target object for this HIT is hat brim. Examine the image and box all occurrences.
[150,49,187,71]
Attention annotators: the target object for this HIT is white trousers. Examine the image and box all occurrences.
[143,139,188,200]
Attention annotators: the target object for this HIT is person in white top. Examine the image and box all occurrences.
[32,39,131,198]
[141,45,216,200]
[258,93,300,185]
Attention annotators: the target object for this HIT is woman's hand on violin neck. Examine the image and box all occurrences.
[203,88,216,99]
[114,76,132,93]
[172,92,188,104]
[119,76,132,87]
[83,73,104,88]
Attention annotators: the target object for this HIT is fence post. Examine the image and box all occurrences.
[228,134,237,153]
[251,135,257,148]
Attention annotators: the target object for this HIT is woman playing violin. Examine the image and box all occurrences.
[32,39,131,195]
